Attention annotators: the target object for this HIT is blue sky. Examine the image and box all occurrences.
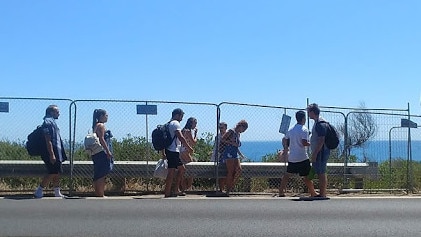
[1,1,420,113]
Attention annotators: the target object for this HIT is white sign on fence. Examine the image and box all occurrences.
[279,114,291,134]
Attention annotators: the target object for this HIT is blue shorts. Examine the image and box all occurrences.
[312,147,330,174]
[165,149,183,169]
[92,151,113,181]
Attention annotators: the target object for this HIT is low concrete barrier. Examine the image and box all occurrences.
[0,160,378,179]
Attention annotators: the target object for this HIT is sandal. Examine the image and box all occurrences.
[164,193,178,198]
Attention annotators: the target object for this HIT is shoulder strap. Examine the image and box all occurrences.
[166,121,177,143]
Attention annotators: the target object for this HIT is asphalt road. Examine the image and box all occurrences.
[1,195,421,237]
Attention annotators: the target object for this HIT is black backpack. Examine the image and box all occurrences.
[26,125,48,156]
[317,121,340,150]
[151,122,176,151]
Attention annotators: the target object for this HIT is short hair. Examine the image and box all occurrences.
[45,105,58,117]
[172,108,184,117]
[307,103,320,115]
[219,122,227,129]
[295,110,306,122]
[236,120,248,129]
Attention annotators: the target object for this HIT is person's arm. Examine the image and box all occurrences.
[282,137,289,151]
[44,133,56,164]
[238,149,246,160]
[176,130,193,152]
[302,139,310,147]
[310,123,326,162]
[96,123,112,159]
[185,129,197,146]
[192,128,198,145]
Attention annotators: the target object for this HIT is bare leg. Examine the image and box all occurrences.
[51,174,60,188]
[175,165,185,194]
[318,173,327,197]
[218,178,226,192]
[40,174,54,188]
[186,177,193,191]
[278,173,291,196]
[302,176,317,197]
[94,176,106,197]
[225,159,235,194]
[164,168,176,197]
[180,177,187,192]
[232,160,242,190]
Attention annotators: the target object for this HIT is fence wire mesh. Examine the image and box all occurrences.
[1,97,420,196]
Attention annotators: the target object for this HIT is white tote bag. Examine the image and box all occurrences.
[153,159,168,179]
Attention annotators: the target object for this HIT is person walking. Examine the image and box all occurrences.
[221,120,248,196]
[211,122,228,192]
[33,105,67,198]
[163,108,193,198]
[91,109,114,197]
[307,103,330,198]
[278,110,317,197]
[180,117,198,192]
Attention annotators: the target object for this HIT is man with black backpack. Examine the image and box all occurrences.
[162,108,193,198]
[33,105,68,198]
[307,103,330,198]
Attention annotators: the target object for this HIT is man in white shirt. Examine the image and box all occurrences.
[278,110,317,197]
[163,108,193,198]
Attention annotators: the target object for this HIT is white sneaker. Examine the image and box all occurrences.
[55,192,66,198]
[54,188,66,198]
[34,189,43,199]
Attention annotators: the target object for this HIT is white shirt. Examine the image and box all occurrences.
[285,123,309,163]
[167,120,182,152]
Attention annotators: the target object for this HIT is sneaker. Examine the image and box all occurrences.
[175,192,186,196]
[273,193,286,197]
[34,189,43,199]
[54,187,65,198]
[55,192,66,198]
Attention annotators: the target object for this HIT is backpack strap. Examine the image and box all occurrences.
[315,120,329,136]
[166,121,177,145]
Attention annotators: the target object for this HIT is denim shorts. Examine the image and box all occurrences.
[312,147,330,174]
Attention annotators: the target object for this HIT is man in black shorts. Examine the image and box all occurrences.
[278,110,317,197]
[163,108,193,198]
[34,105,68,198]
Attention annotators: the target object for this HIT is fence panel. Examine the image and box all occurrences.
[218,103,306,193]
[0,97,73,193]
[1,97,417,196]
[70,100,218,194]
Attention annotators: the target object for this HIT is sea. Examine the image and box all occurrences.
[240,140,421,162]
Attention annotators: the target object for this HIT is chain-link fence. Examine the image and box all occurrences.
[0,97,420,196]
